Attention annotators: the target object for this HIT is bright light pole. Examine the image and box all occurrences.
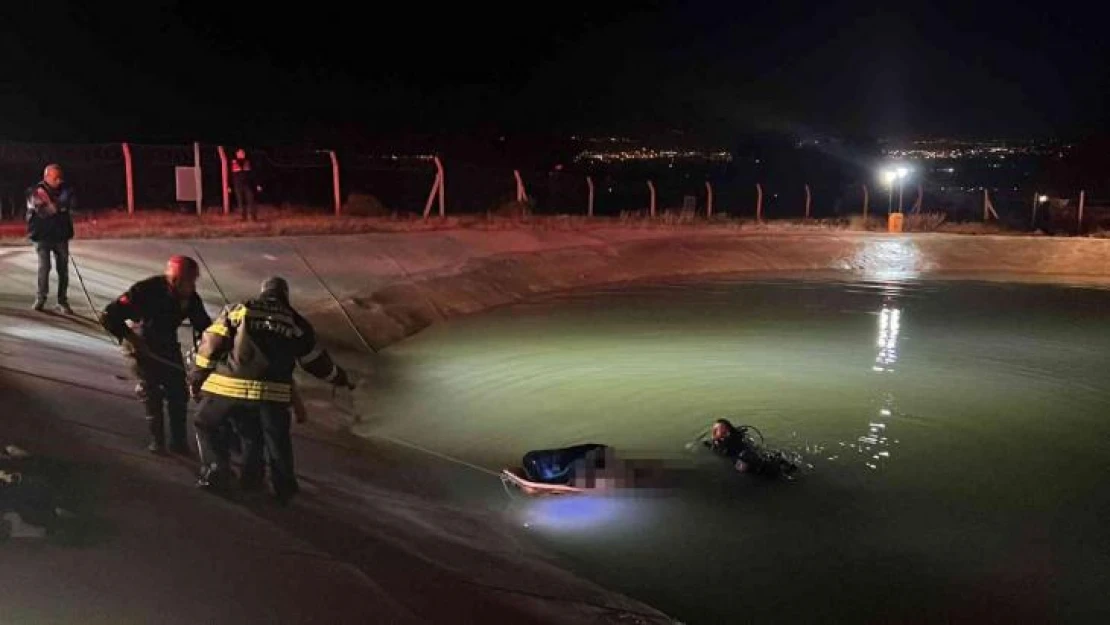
[881,169,897,214]
[1032,194,1048,228]
[896,166,910,213]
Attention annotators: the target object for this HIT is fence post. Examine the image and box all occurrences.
[513,169,527,203]
[647,180,657,218]
[121,142,135,216]
[423,169,441,219]
[755,183,763,222]
[1078,190,1085,233]
[217,146,230,215]
[586,176,595,217]
[861,184,869,219]
[804,183,812,220]
[193,142,203,216]
[327,150,341,216]
[435,156,445,217]
[705,181,714,218]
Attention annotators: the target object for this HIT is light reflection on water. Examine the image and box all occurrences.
[861,298,900,471]
[359,278,1110,624]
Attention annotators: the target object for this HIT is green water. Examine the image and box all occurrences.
[358,279,1110,624]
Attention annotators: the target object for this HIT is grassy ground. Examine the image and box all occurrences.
[0,205,1047,242]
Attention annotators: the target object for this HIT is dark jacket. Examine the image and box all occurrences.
[101,276,212,357]
[705,433,791,477]
[190,295,341,404]
[25,182,76,243]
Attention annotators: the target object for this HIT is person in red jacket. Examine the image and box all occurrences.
[231,148,257,221]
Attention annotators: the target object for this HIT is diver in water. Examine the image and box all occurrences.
[703,418,798,478]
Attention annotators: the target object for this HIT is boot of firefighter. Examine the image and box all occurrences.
[146,413,166,454]
[193,424,231,492]
[166,395,190,455]
[137,378,167,453]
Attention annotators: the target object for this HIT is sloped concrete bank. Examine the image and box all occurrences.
[14,230,1108,351]
[290,230,1110,350]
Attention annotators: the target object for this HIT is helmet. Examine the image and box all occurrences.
[165,255,199,281]
[260,276,289,302]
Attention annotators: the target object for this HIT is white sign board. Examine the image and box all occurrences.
[176,167,198,202]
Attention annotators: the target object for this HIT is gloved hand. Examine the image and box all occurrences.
[187,370,208,402]
[332,367,353,390]
[124,330,152,360]
[292,389,308,424]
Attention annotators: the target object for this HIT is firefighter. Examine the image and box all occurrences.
[188,276,351,504]
[101,256,212,454]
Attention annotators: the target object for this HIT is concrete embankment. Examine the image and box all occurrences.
[191,231,1110,350]
[10,230,1105,351]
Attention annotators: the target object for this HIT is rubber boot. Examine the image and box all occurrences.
[146,415,165,454]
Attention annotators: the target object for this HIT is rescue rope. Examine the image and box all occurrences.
[69,251,190,373]
[191,245,231,306]
[287,241,378,355]
[324,401,500,478]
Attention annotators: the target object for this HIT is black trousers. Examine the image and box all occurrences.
[232,174,256,221]
[130,352,188,448]
[194,395,297,498]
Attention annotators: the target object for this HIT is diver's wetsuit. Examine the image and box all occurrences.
[522,444,608,485]
[705,431,796,478]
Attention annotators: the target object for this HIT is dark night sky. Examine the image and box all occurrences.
[0,1,1106,144]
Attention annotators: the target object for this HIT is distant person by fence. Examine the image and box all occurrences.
[231,148,257,221]
[26,164,76,313]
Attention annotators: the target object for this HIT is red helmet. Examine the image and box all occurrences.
[165,255,199,281]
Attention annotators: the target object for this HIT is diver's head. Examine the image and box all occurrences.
[711,418,736,442]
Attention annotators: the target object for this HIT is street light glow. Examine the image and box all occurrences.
[1037,194,1048,203]
[881,166,911,186]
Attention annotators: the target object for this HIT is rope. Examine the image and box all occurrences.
[69,251,188,373]
[367,432,501,478]
[287,241,378,354]
[191,245,231,306]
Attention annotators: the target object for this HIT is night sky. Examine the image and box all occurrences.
[1,1,1106,144]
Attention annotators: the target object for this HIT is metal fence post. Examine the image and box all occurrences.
[121,142,134,215]
[217,146,229,215]
[328,150,341,216]
[586,176,595,217]
[193,142,203,216]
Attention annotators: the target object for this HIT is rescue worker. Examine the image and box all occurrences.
[704,418,798,478]
[230,148,256,221]
[188,276,350,504]
[101,256,212,454]
[26,164,76,313]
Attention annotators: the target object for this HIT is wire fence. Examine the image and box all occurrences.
[0,140,1105,233]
